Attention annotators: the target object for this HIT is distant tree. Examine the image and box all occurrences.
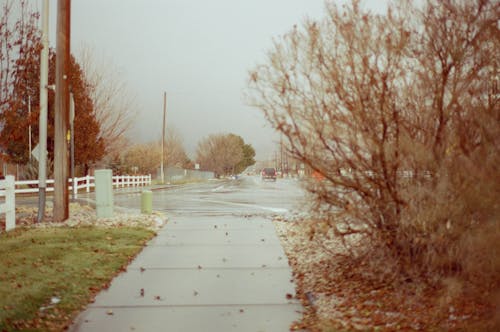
[78,45,136,159]
[231,134,256,173]
[122,143,160,175]
[196,133,255,176]
[122,131,191,176]
[163,128,192,169]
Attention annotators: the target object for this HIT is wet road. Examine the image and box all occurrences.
[114,175,306,219]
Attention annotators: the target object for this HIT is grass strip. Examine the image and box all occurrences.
[0,226,155,331]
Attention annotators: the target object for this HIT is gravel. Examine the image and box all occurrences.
[11,203,167,232]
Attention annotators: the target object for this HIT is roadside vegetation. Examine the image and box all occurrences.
[0,226,155,331]
[249,0,499,330]
[196,133,256,177]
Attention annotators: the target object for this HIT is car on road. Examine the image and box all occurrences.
[261,167,277,181]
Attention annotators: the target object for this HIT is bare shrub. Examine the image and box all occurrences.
[247,0,499,299]
[78,45,137,159]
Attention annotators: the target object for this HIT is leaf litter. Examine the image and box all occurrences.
[274,217,496,331]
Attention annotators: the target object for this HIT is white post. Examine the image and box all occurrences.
[73,177,78,199]
[5,175,16,231]
[86,174,90,193]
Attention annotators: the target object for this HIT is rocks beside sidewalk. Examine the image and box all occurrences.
[12,203,166,232]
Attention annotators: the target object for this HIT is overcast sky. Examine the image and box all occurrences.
[43,0,388,160]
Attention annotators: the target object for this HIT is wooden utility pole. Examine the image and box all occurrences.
[160,92,167,183]
[54,0,71,222]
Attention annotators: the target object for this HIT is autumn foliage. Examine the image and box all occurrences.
[0,1,104,174]
[196,133,256,176]
[249,0,499,327]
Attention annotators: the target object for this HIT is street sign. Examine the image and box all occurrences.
[31,143,48,162]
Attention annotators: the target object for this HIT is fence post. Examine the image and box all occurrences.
[73,177,78,199]
[4,175,16,231]
[86,174,91,193]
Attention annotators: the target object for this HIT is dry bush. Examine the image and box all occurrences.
[195,133,244,176]
[247,0,499,303]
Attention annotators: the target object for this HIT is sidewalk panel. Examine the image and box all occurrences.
[150,229,281,246]
[128,245,289,269]
[89,268,297,307]
[71,304,302,332]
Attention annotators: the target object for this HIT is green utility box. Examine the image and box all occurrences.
[95,169,114,218]
[141,190,152,214]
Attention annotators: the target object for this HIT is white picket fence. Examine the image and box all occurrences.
[0,175,16,231]
[14,174,152,198]
[0,174,151,232]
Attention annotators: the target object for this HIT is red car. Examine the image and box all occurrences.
[261,167,277,181]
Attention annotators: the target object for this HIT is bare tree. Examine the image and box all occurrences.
[163,127,191,168]
[196,133,243,176]
[123,142,159,175]
[77,45,136,159]
[122,129,191,176]
[248,0,499,288]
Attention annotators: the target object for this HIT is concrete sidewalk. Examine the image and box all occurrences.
[69,214,302,332]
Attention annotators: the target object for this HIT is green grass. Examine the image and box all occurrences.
[0,226,155,331]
